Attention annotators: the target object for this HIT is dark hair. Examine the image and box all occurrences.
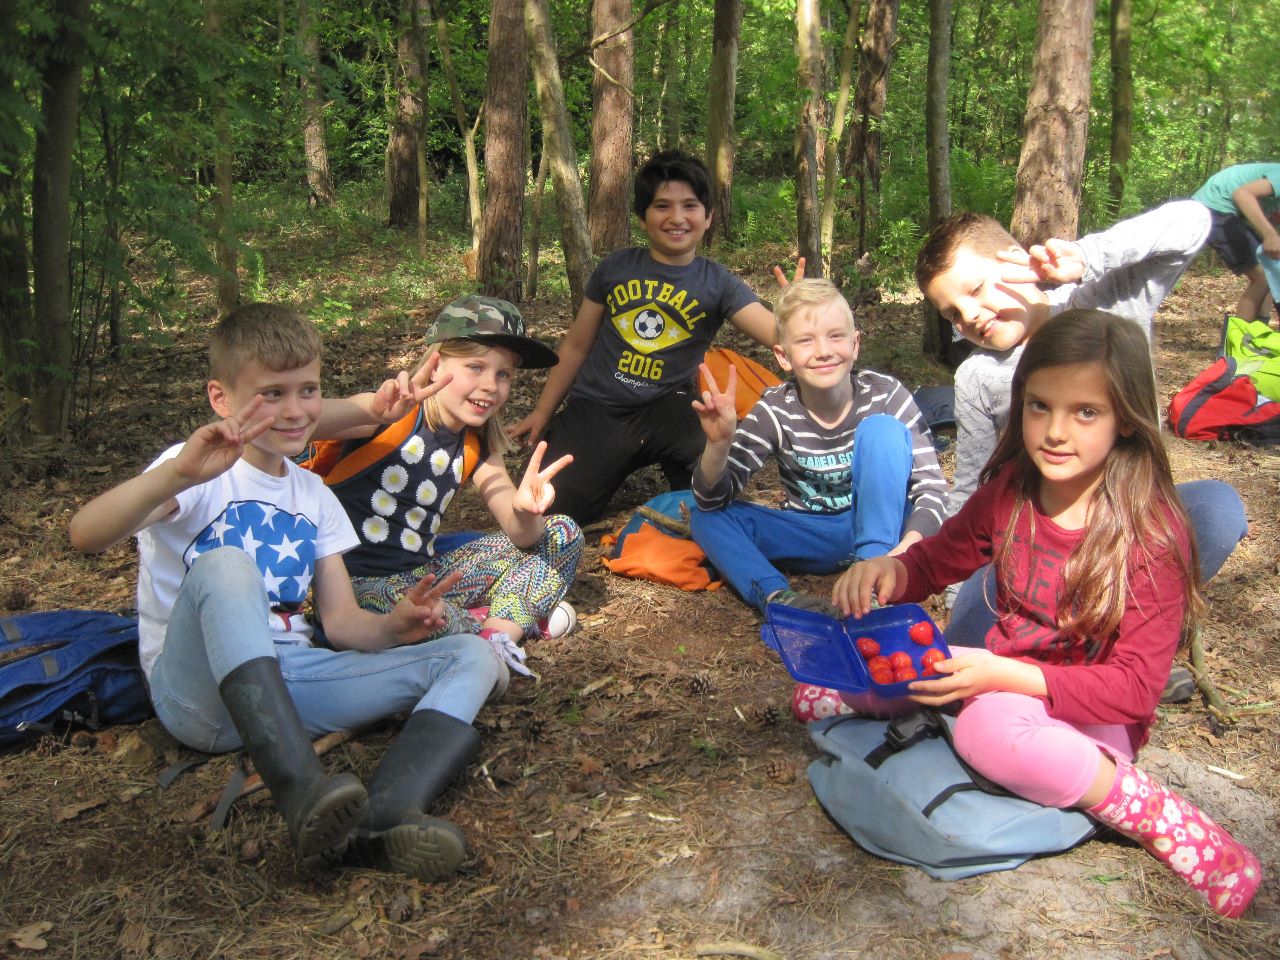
[209,302,322,382]
[915,211,1022,293]
[633,150,713,217]
[982,308,1203,644]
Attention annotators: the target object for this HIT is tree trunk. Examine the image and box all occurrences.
[1107,0,1131,216]
[205,0,239,316]
[478,0,528,302]
[794,0,822,274]
[587,0,634,256]
[525,0,593,311]
[0,0,34,416]
[820,0,861,273]
[414,0,431,253]
[845,0,899,256]
[298,0,336,206]
[659,1,683,150]
[526,146,551,299]
[387,0,423,229]
[432,3,482,254]
[706,0,743,244]
[922,0,955,365]
[1010,0,1097,246]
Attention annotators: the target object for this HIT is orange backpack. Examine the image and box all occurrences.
[301,406,482,487]
[698,348,782,419]
[600,492,722,591]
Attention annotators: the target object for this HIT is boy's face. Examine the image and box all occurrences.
[430,345,517,431]
[773,302,860,393]
[923,245,1047,352]
[641,180,712,265]
[208,357,323,474]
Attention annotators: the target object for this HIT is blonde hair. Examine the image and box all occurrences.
[209,303,321,382]
[417,339,515,456]
[773,278,855,344]
[982,309,1204,647]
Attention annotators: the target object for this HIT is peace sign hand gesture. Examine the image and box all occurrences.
[172,395,275,486]
[692,362,738,445]
[512,441,573,516]
[369,353,455,423]
[388,570,464,645]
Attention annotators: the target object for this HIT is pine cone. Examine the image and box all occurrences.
[764,757,796,784]
[688,671,715,696]
[524,716,545,741]
[747,702,781,729]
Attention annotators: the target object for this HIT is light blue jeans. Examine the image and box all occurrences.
[149,547,504,753]
[946,479,1247,646]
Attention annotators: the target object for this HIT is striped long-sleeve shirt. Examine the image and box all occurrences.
[693,369,949,539]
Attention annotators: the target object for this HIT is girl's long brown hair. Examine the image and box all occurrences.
[980,309,1203,645]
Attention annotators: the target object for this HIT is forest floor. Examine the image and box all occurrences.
[0,238,1277,960]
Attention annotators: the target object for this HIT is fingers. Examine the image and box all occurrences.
[405,569,463,605]
[698,362,722,398]
[793,256,806,283]
[525,440,547,476]
[409,353,439,391]
[537,452,573,481]
[772,257,807,287]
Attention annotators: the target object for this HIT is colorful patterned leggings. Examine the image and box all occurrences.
[350,515,583,640]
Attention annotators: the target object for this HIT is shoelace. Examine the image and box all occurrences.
[479,628,538,680]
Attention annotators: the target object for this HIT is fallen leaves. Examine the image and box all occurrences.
[8,921,52,951]
[56,797,107,822]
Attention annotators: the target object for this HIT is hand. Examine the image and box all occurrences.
[507,408,550,447]
[831,556,901,617]
[369,354,453,423]
[691,362,738,444]
[172,395,274,486]
[906,654,1010,707]
[387,570,464,645]
[773,256,807,288]
[998,239,1085,285]
[511,441,573,516]
[1262,233,1280,260]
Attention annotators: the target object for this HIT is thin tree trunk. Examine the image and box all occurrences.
[478,0,528,302]
[706,0,743,244]
[820,0,861,273]
[845,0,899,257]
[526,146,551,299]
[414,0,431,253]
[205,0,239,316]
[0,0,33,415]
[432,3,482,253]
[588,0,634,255]
[659,1,682,150]
[387,0,423,229]
[922,0,954,364]
[794,0,822,274]
[525,0,593,310]
[298,0,336,206]
[1107,0,1131,216]
[1010,0,1097,245]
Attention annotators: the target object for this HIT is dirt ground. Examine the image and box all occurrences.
[1,267,1277,960]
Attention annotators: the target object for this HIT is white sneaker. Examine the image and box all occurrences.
[540,601,576,639]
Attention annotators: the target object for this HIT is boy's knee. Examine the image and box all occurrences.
[186,547,264,598]
[853,414,911,454]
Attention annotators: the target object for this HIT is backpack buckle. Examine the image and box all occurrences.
[885,710,941,751]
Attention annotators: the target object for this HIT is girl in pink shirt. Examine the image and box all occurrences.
[838,309,1261,919]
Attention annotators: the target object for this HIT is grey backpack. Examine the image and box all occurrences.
[807,710,1096,880]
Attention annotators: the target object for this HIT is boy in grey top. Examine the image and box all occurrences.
[690,279,947,613]
[915,199,1210,515]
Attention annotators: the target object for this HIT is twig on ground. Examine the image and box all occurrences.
[177,729,357,823]
[1187,629,1234,724]
[694,943,785,960]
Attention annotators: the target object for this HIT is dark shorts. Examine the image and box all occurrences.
[1204,208,1262,273]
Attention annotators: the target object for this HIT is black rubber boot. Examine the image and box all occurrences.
[219,657,368,869]
[356,709,480,881]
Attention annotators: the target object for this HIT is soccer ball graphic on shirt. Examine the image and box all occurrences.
[632,309,665,340]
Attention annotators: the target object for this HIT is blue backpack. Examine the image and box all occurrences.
[0,610,152,745]
[807,710,1096,880]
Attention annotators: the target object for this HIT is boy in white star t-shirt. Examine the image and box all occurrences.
[70,303,504,882]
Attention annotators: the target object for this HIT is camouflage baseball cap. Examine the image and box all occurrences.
[426,295,559,369]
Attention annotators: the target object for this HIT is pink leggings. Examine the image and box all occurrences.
[948,649,1135,809]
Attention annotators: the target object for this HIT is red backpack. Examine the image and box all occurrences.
[1167,356,1280,446]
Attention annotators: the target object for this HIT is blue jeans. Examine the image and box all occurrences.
[946,479,1247,647]
[149,547,505,753]
[690,414,914,611]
